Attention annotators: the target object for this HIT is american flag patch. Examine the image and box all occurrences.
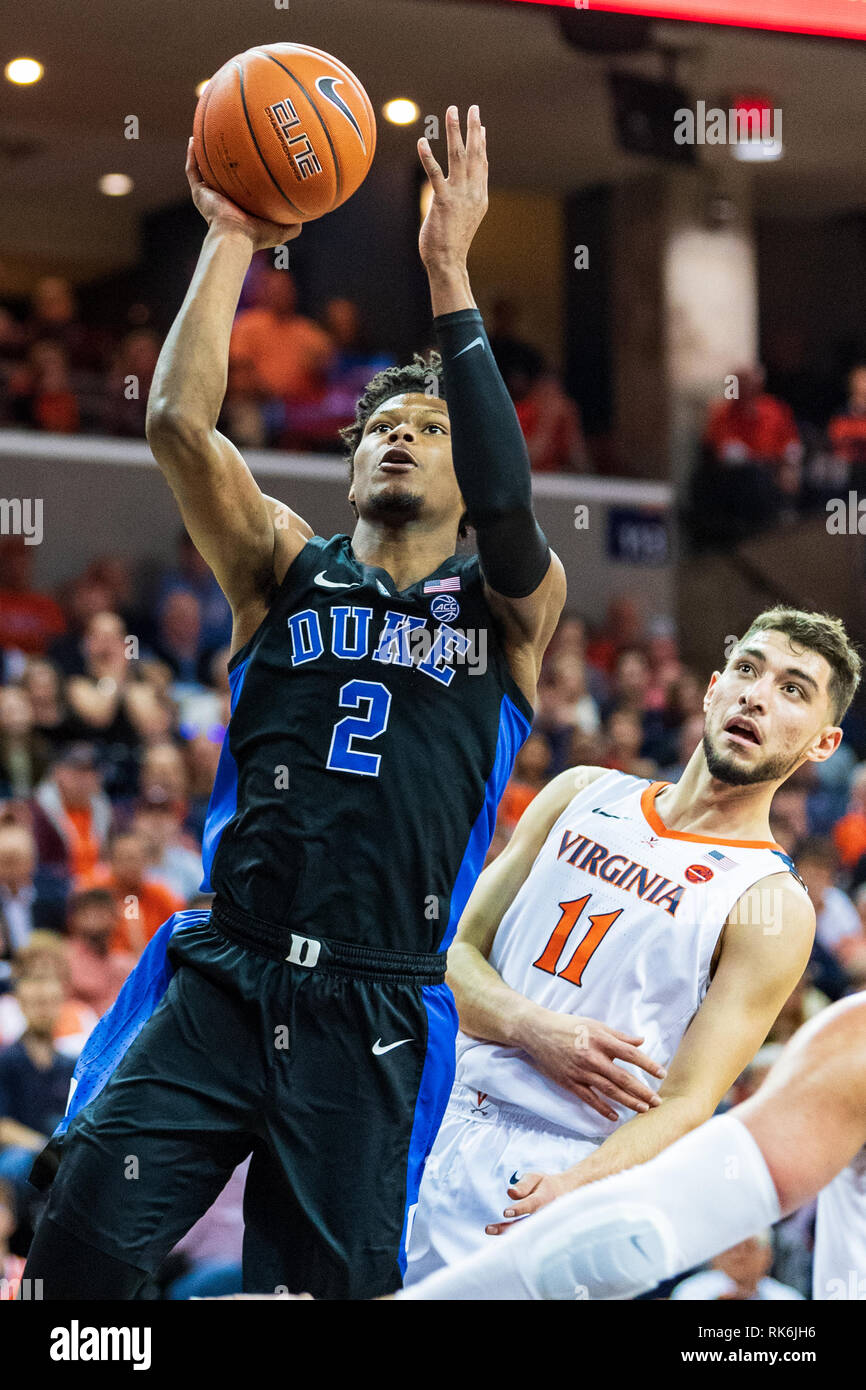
[423,576,461,594]
[705,849,737,871]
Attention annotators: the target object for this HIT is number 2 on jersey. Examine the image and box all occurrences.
[532,895,622,987]
[326,679,392,776]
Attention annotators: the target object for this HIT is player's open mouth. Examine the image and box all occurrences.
[379,446,417,472]
[723,717,762,746]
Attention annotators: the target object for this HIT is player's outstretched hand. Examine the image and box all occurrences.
[519,1009,666,1122]
[417,105,488,270]
[186,139,303,252]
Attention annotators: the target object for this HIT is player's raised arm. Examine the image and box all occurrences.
[448,766,666,1120]
[417,107,566,688]
[146,141,312,651]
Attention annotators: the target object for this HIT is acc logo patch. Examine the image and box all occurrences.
[430,594,460,622]
[685,864,714,884]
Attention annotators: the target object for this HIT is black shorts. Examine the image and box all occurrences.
[33,903,458,1300]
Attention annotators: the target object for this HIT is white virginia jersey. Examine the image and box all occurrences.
[457,770,805,1138]
[813,993,866,1301]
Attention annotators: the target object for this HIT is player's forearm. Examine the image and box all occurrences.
[558,1093,709,1194]
[426,260,476,316]
[447,940,545,1051]
[432,304,550,598]
[147,225,254,438]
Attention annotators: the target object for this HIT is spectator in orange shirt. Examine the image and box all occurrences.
[34,743,112,882]
[64,888,135,1019]
[693,365,802,546]
[832,763,866,869]
[0,538,66,658]
[827,364,866,482]
[503,344,587,473]
[498,732,551,833]
[83,830,183,957]
[704,365,802,481]
[229,265,333,402]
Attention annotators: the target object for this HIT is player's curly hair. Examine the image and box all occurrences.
[339,351,469,540]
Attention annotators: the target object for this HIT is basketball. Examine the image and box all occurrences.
[192,42,376,224]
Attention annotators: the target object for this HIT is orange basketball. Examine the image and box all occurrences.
[193,43,376,224]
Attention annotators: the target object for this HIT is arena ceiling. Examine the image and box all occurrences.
[0,0,864,279]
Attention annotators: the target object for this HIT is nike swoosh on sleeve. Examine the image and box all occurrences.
[452,336,485,359]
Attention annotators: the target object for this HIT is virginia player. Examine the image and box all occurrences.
[23,106,567,1300]
[405,610,860,1282]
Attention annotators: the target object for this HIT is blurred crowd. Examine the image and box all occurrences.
[0,266,588,471]
[690,356,866,548]
[3,266,866,513]
[1,535,865,1298]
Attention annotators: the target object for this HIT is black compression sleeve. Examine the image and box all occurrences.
[433,307,551,598]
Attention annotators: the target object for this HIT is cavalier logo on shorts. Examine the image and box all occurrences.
[430,594,460,622]
[685,863,714,884]
[470,1091,492,1116]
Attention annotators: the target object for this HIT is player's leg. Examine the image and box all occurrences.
[399,1112,781,1300]
[404,1088,599,1284]
[23,1215,156,1299]
[243,957,458,1300]
[23,920,260,1297]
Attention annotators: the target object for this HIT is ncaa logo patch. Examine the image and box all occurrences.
[685,864,714,884]
[430,594,460,622]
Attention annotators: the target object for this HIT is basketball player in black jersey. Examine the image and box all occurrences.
[23,106,566,1300]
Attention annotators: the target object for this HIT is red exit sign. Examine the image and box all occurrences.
[508,0,866,40]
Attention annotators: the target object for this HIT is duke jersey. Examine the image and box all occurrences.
[813,992,866,1301]
[457,769,807,1137]
[200,533,532,953]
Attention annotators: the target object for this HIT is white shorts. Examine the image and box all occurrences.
[404,1083,602,1287]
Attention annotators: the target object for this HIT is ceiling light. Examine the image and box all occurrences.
[99,173,134,196]
[384,99,420,126]
[5,58,43,85]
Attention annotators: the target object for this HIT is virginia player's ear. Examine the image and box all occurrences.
[804,725,843,765]
[703,671,721,711]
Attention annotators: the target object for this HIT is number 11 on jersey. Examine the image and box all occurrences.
[532,896,623,987]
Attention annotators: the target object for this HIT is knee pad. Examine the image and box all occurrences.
[527,1200,678,1301]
